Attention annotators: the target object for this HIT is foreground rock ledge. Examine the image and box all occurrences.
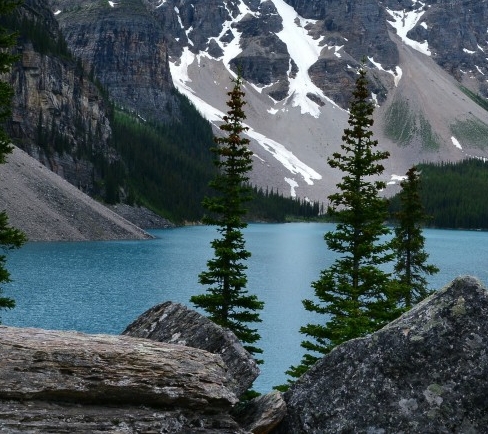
[0,326,243,432]
[123,301,260,398]
[275,276,488,433]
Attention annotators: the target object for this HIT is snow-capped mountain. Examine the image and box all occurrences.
[50,0,488,202]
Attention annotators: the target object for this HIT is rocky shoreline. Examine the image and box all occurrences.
[108,203,174,230]
[0,277,488,432]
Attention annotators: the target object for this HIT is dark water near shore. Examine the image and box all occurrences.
[3,223,488,393]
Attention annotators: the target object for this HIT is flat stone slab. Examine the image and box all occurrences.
[0,326,237,410]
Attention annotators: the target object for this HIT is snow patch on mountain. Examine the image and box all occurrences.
[247,128,322,185]
[386,1,431,56]
[170,49,222,121]
[329,44,343,58]
[174,7,185,30]
[285,177,299,197]
[387,174,407,185]
[206,0,256,71]
[368,56,402,87]
[271,0,339,117]
[250,82,278,95]
[451,136,463,150]
[169,50,322,187]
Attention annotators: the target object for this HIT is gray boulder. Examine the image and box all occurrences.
[122,301,260,397]
[275,276,488,433]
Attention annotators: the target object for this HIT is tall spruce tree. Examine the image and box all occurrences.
[0,0,27,321]
[287,65,398,380]
[392,166,439,309]
[190,75,264,359]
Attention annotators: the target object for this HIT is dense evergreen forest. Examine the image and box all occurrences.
[111,106,320,223]
[111,102,216,222]
[0,11,71,59]
[248,186,321,222]
[389,159,488,229]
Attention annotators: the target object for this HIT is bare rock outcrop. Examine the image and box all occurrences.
[0,326,243,432]
[274,276,488,433]
[3,277,488,432]
[123,301,260,398]
[8,0,115,197]
[49,0,179,123]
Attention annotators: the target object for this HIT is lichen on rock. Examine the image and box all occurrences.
[275,276,488,433]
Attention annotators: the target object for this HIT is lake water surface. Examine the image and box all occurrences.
[3,223,488,393]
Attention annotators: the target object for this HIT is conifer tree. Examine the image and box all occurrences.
[392,166,439,309]
[190,75,264,359]
[287,65,397,379]
[0,0,27,321]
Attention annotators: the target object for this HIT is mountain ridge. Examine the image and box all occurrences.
[50,0,486,202]
[3,0,488,228]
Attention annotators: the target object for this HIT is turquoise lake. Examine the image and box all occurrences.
[3,223,488,393]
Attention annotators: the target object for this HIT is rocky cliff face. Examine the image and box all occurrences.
[398,0,488,97]
[90,0,487,202]
[48,0,179,122]
[6,0,114,197]
[140,0,488,108]
[7,0,488,206]
[144,0,396,107]
[285,0,398,106]
[287,0,488,100]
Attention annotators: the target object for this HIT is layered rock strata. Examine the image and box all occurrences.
[123,301,260,398]
[0,326,242,432]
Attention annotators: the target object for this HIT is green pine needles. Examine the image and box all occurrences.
[286,65,400,381]
[392,166,439,309]
[190,74,264,359]
[280,66,439,388]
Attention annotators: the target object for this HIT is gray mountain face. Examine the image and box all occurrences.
[48,0,179,123]
[7,0,114,197]
[46,0,488,201]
